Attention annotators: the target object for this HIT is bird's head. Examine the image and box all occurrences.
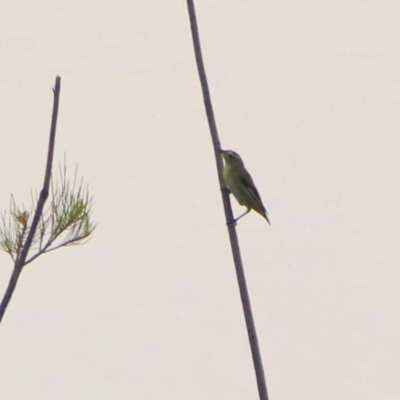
[220,149,244,167]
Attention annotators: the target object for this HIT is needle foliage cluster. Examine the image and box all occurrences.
[0,162,96,266]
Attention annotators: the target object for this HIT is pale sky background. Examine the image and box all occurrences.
[0,1,399,399]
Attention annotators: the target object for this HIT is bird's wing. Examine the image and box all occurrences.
[240,169,265,208]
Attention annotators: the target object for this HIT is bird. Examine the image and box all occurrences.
[220,149,270,224]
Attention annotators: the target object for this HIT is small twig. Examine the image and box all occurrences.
[0,76,61,324]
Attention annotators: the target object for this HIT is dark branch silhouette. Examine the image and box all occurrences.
[0,77,96,325]
[186,2,269,399]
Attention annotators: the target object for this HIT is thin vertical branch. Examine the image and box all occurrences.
[0,76,61,324]
[186,2,269,400]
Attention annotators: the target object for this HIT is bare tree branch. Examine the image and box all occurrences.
[0,76,61,324]
[186,2,270,399]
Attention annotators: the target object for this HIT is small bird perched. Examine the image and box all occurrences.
[220,149,270,224]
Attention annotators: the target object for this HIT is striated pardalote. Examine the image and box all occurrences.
[220,149,270,224]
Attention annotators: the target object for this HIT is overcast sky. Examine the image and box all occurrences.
[1,1,399,399]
